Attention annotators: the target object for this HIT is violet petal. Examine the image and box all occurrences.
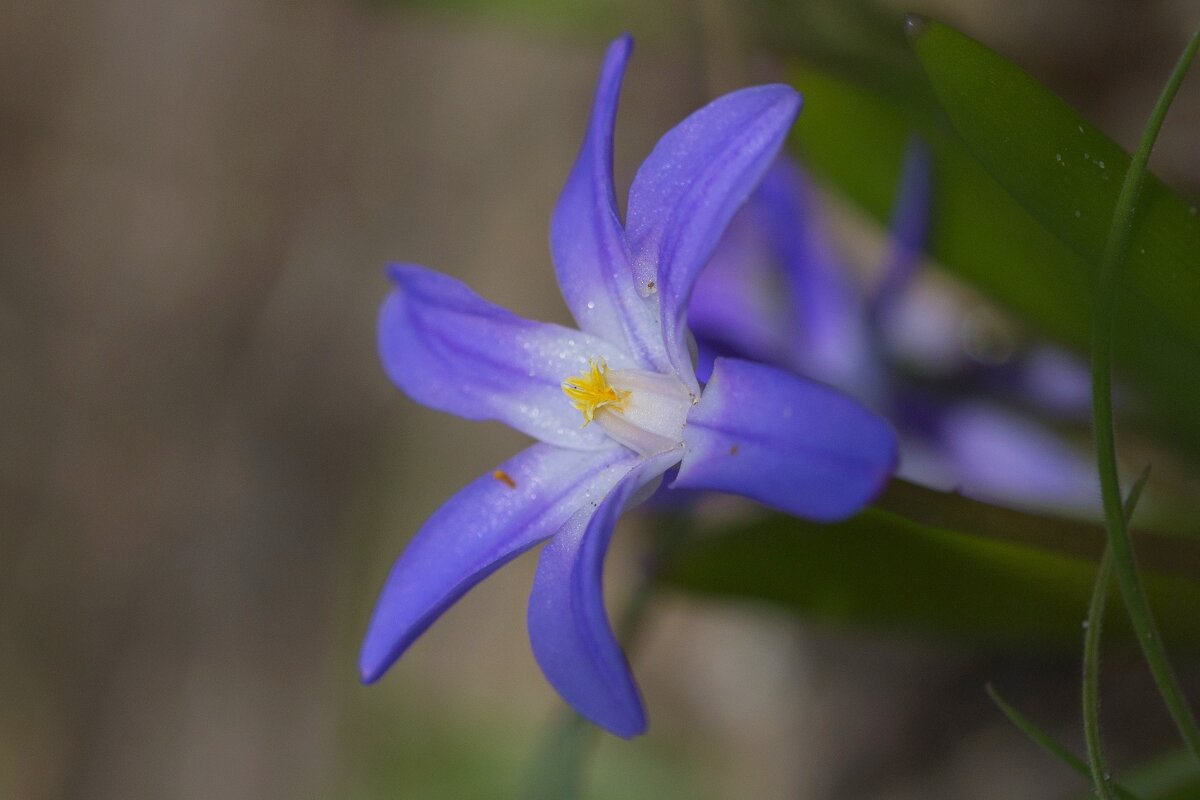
[626,85,801,390]
[527,450,679,738]
[676,358,897,521]
[551,34,666,371]
[379,264,635,449]
[870,136,933,327]
[359,442,640,683]
[931,400,1099,514]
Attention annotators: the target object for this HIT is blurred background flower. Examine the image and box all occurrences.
[689,147,1102,515]
[3,1,1199,799]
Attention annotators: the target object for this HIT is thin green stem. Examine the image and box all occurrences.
[1083,546,1117,800]
[1083,466,1152,800]
[1090,24,1200,761]
[986,684,1140,800]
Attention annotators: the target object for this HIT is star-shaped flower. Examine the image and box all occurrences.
[360,34,898,737]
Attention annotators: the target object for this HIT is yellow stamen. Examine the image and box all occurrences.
[561,358,629,425]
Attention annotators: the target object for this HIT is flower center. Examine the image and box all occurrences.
[561,359,629,423]
[562,358,693,456]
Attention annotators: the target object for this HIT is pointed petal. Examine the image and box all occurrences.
[1015,346,1094,417]
[985,345,1093,418]
[755,158,880,399]
[359,442,640,683]
[527,450,679,738]
[551,34,666,371]
[675,358,897,521]
[626,85,801,388]
[696,156,881,398]
[930,401,1098,514]
[687,181,793,376]
[379,264,636,449]
[870,135,933,326]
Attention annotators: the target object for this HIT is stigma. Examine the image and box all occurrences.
[562,358,693,456]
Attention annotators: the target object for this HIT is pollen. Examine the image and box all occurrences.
[562,358,629,425]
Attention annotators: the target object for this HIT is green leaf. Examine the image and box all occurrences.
[906,16,1200,348]
[986,684,1140,800]
[874,480,1200,577]
[660,483,1200,648]
[788,64,1200,461]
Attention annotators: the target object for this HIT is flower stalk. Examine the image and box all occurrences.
[1089,22,1200,763]
[1083,465,1152,800]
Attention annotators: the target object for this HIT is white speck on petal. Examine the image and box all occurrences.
[586,301,595,310]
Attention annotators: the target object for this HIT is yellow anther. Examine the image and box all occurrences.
[561,358,629,425]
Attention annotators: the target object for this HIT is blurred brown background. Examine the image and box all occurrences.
[2,1,1198,798]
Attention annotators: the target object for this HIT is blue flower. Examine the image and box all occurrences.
[360,35,898,738]
[690,144,1098,513]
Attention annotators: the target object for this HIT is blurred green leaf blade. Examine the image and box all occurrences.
[905,16,1200,347]
[660,485,1200,648]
